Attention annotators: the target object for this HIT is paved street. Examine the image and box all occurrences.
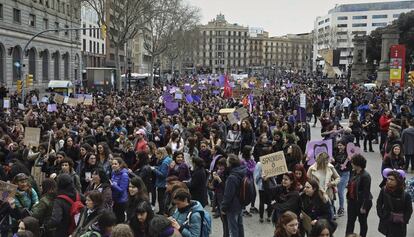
[211,120,414,237]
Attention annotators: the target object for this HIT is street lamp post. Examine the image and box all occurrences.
[347,52,353,90]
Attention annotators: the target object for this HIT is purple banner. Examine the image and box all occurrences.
[165,101,179,115]
[185,94,193,103]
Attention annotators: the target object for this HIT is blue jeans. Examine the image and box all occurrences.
[337,171,350,209]
[226,211,244,237]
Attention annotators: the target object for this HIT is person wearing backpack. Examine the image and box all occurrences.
[46,173,84,237]
[170,188,211,237]
[221,154,247,237]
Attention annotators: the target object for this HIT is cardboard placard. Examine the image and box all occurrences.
[84,98,93,105]
[54,94,64,104]
[24,127,41,147]
[235,107,249,121]
[3,98,10,109]
[260,151,288,177]
[0,181,17,201]
[219,108,235,115]
[227,113,239,125]
[67,98,78,107]
[77,96,85,104]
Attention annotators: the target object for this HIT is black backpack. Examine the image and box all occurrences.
[239,176,255,207]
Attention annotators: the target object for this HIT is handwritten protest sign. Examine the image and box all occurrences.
[175,93,183,100]
[235,107,249,121]
[54,94,64,104]
[77,96,85,104]
[3,98,10,109]
[18,103,25,110]
[260,151,288,177]
[305,139,333,166]
[227,113,239,125]
[83,98,93,105]
[0,181,17,201]
[67,98,78,107]
[24,127,41,147]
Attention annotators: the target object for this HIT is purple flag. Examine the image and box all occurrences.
[192,95,201,103]
[165,101,179,115]
[184,84,191,92]
[214,80,220,87]
[163,94,174,102]
[185,94,193,103]
[305,139,333,166]
[219,75,225,87]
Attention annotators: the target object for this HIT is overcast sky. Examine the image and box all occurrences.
[187,0,405,36]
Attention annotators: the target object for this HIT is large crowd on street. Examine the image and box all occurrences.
[0,71,412,237]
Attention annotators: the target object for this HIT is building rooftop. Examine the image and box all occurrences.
[328,0,414,13]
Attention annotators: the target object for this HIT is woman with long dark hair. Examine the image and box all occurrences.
[270,172,301,224]
[96,142,113,177]
[129,201,154,237]
[293,164,307,191]
[380,144,405,188]
[186,157,208,207]
[301,179,333,235]
[72,190,104,236]
[86,169,113,209]
[377,169,413,237]
[126,176,149,220]
[240,120,255,151]
[309,219,333,237]
[80,154,101,192]
[333,140,351,217]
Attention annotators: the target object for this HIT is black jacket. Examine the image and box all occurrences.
[73,208,103,236]
[376,188,413,237]
[300,193,331,221]
[46,190,77,237]
[347,170,373,210]
[187,167,208,207]
[221,166,246,213]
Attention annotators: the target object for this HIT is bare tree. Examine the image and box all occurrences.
[144,0,200,86]
[83,0,156,90]
[162,27,201,74]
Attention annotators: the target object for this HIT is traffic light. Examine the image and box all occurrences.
[16,80,22,94]
[26,74,33,88]
[100,23,107,39]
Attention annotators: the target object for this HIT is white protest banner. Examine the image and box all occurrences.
[77,96,85,104]
[0,181,17,201]
[300,93,306,108]
[18,103,25,110]
[3,98,10,109]
[24,127,41,147]
[47,104,57,112]
[63,96,69,104]
[227,113,239,125]
[219,108,235,115]
[260,151,288,177]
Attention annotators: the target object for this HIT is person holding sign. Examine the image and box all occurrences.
[333,140,352,217]
[269,172,301,224]
[300,179,334,235]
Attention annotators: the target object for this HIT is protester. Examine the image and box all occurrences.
[273,211,300,237]
[376,169,413,237]
[345,154,372,237]
[129,201,154,237]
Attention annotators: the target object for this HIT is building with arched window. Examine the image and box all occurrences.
[0,0,81,91]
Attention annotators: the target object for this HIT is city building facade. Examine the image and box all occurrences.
[0,0,81,90]
[131,29,151,74]
[195,14,249,74]
[81,5,105,69]
[313,0,414,72]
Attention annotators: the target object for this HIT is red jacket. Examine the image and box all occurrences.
[379,115,391,132]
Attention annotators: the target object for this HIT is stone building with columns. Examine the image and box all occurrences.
[0,0,81,91]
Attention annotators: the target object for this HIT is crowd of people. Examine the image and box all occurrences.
[0,72,413,237]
